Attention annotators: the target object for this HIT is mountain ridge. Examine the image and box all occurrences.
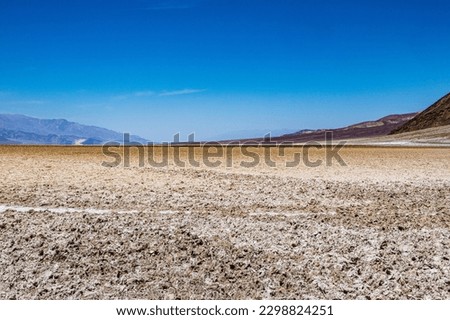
[390,92,450,134]
[219,113,417,143]
[0,114,148,145]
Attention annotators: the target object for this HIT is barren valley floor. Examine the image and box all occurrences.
[0,146,449,299]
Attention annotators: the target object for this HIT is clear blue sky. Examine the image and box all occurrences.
[1,0,450,141]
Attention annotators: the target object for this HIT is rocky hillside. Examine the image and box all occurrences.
[391,92,450,134]
[221,113,417,144]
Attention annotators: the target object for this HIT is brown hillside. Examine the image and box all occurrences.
[390,92,450,134]
[220,113,416,144]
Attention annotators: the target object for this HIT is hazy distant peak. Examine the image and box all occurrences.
[0,114,148,145]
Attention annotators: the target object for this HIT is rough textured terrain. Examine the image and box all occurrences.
[0,146,449,299]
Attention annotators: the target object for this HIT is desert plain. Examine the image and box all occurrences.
[0,145,449,299]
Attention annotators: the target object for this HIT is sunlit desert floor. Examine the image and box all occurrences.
[0,146,449,299]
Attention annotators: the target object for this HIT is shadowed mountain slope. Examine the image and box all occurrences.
[391,93,450,135]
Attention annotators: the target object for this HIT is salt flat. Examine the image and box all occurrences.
[0,146,449,299]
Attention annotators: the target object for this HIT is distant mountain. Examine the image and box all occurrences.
[390,92,450,134]
[221,113,417,143]
[0,114,148,145]
[274,113,417,142]
[206,128,296,141]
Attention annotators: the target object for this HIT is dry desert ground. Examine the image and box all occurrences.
[0,145,449,299]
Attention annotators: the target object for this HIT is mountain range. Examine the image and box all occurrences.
[221,91,450,144]
[219,113,417,143]
[271,113,418,143]
[1,91,449,145]
[0,114,148,145]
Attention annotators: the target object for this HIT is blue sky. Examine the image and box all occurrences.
[1,0,450,141]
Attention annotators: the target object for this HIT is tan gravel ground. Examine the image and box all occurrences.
[0,146,449,299]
